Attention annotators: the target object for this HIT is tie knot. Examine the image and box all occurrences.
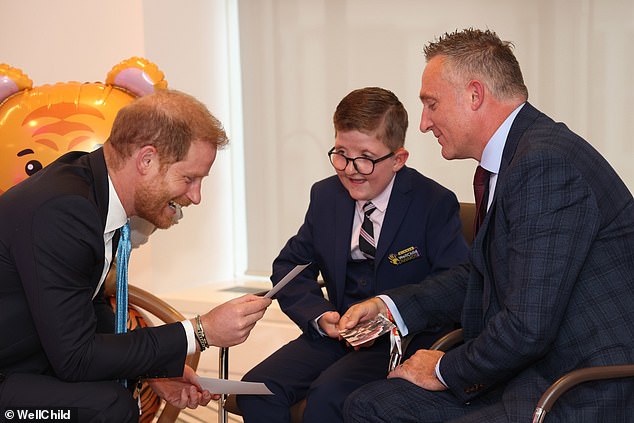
[363,202,376,216]
[473,165,490,187]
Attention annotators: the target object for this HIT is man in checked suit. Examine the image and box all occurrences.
[237,87,469,423]
[341,29,634,422]
[0,89,271,421]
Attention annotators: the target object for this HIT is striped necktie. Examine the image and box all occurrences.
[359,202,377,259]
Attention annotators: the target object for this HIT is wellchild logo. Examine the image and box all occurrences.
[3,408,76,422]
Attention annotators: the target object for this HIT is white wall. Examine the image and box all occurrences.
[1,0,239,293]
[3,0,633,288]
[239,0,634,274]
[133,0,241,292]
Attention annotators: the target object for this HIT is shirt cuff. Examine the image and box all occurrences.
[181,319,196,355]
[435,355,449,388]
[311,312,328,337]
[376,295,409,336]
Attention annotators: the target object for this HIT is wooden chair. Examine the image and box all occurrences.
[219,202,477,423]
[104,269,201,423]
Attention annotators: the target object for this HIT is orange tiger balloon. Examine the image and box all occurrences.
[0,58,166,194]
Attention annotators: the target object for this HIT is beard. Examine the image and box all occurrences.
[134,177,188,230]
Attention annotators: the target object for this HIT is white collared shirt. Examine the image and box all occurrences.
[94,176,128,300]
[350,174,396,260]
[478,103,525,210]
[98,175,195,354]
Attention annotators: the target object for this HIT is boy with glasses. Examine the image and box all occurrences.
[237,87,468,423]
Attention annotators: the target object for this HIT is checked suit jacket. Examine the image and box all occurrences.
[387,103,634,421]
[271,165,469,335]
[0,148,187,382]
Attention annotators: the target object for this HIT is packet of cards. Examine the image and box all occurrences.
[338,313,396,347]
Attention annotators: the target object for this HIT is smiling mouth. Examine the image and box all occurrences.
[169,201,184,221]
[348,177,366,184]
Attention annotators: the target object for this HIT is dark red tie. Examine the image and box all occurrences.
[473,165,491,235]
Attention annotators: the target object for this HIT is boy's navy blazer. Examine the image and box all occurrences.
[271,165,469,335]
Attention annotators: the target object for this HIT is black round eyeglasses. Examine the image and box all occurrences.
[327,147,395,175]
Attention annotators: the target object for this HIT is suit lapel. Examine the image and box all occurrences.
[476,102,541,314]
[478,102,540,238]
[499,102,540,177]
[88,147,113,290]
[375,168,412,267]
[88,147,110,229]
[476,102,541,264]
[333,183,355,308]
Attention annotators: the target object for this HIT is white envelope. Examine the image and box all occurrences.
[196,376,273,395]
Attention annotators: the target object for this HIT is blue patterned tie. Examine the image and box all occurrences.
[359,202,377,259]
[115,222,131,335]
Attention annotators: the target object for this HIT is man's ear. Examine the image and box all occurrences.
[136,145,158,175]
[468,80,485,111]
[392,148,409,172]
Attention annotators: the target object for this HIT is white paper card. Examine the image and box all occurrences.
[264,262,311,298]
[196,376,273,395]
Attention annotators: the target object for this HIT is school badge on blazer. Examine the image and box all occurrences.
[388,246,421,265]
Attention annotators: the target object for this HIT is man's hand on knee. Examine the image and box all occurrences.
[387,349,447,391]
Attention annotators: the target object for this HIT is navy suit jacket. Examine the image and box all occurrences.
[0,148,187,382]
[387,103,634,420]
[271,166,469,335]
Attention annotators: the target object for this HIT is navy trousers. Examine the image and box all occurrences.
[238,327,447,423]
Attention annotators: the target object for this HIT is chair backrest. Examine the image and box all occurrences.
[458,202,476,246]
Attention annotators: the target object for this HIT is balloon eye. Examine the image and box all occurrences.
[25,160,43,176]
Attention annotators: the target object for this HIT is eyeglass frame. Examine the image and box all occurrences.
[327,147,395,175]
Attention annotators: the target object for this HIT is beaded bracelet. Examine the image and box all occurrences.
[194,314,210,352]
